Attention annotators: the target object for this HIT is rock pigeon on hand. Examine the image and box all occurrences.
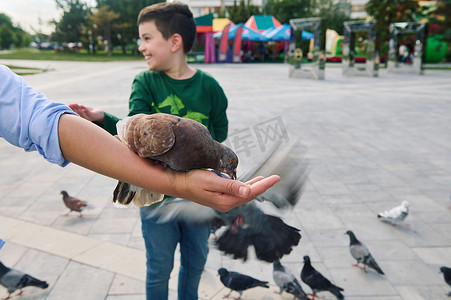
[273,260,309,299]
[60,191,87,218]
[345,230,384,275]
[377,201,409,226]
[218,267,269,299]
[112,113,238,207]
[0,261,48,300]
[440,266,451,296]
[301,256,344,300]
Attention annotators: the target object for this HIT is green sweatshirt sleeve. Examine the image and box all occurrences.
[209,80,228,143]
[103,112,121,135]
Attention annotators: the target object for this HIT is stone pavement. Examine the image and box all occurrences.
[0,59,450,300]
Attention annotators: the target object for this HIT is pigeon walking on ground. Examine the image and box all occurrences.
[440,266,451,296]
[377,201,409,226]
[0,261,48,300]
[113,113,238,206]
[301,256,344,300]
[345,230,384,275]
[218,267,269,299]
[142,139,308,262]
[273,260,309,299]
[60,191,87,218]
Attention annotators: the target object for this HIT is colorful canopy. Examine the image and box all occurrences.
[213,18,234,32]
[245,15,282,33]
[264,24,292,41]
[214,23,267,41]
[195,13,214,33]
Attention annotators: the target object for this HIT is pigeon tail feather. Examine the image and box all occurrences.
[367,257,384,275]
[112,181,163,207]
[19,274,48,289]
[329,286,344,300]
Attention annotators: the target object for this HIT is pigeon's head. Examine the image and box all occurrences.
[273,260,282,269]
[218,268,228,277]
[401,201,410,208]
[218,146,238,180]
[60,191,69,197]
[345,230,354,237]
[440,266,449,274]
[303,255,310,263]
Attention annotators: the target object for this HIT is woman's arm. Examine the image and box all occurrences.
[58,114,279,212]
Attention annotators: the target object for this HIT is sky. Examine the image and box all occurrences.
[0,0,95,35]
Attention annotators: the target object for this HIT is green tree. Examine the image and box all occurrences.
[89,5,120,56]
[52,0,90,48]
[0,13,14,29]
[316,0,350,35]
[0,23,14,49]
[228,0,260,24]
[366,0,420,59]
[97,0,163,54]
[263,0,316,24]
[427,0,451,41]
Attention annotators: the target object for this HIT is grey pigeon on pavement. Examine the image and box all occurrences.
[218,267,269,299]
[0,261,48,300]
[377,201,409,226]
[273,260,309,299]
[301,255,344,300]
[60,191,87,218]
[440,266,451,296]
[141,139,308,262]
[345,230,384,275]
[113,113,238,207]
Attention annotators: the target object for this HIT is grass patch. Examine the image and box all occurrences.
[0,48,142,62]
[6,64,46,76]
[424,66,451,70]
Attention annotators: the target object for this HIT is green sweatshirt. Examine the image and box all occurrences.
[103,69,228,143]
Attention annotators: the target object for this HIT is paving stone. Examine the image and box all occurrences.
[45,261,114,300]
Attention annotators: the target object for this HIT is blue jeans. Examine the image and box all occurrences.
[140,205,210,300]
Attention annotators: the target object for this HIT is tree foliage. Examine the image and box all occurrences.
[0,13,32,49]
[97,0,163,54]
[52,0,90,45]
[316,0,350,35]
[262,0,316,24]
[228,0,261,24]
[366,0,420,53]
[89,5,120,56]
[427,0,451,42]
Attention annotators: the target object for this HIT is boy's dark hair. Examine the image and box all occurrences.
[137,2,196,53]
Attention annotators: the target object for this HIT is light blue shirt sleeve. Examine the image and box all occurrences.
[0,65,77,166]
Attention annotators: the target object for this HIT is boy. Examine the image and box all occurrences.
[71,2,231,299]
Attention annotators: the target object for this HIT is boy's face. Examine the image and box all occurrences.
[138,20,173,70]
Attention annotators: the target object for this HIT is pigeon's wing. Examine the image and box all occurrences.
[239,138,309,209]
[350,242,370,262]
[378,203,409,223]
[273,268,293,288]
[215,205,301,263]
[364,254,384,275]
[302,267,332,291]
[1,270,24,293]
[287,279,308,299]
[140,197,216,223]
[117,114,176,158]
[274,269,306,297]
